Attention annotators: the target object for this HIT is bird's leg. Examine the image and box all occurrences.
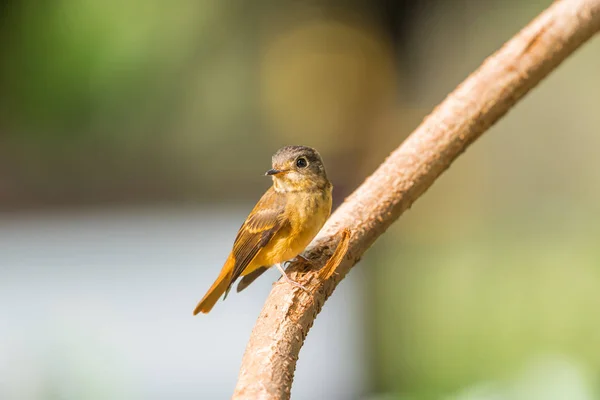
[274,263,310,293]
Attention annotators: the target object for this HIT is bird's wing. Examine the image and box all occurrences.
[227,187,287,291]
[236,266,268,293]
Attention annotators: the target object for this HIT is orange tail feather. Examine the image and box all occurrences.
[193,256,234,315]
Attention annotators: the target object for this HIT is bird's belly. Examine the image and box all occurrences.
[270,220,321,262]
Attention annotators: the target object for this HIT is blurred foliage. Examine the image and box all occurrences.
[0,0,408,208]
[374,213,600,396]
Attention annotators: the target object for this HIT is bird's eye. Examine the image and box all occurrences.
[296,157,308,168]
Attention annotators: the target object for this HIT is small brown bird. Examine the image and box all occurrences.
[193,145,333,315]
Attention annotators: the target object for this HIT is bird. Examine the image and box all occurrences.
[193,145,332,315]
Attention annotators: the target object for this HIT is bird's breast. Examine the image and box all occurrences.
[258,187,332,265]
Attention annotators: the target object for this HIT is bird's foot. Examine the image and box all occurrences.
[274,263,310,293]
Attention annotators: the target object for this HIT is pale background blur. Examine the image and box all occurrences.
[1,0,600,399]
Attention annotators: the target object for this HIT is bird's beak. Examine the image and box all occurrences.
[265,168,284,176]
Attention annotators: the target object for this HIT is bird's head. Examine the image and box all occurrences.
[266,145,330,192]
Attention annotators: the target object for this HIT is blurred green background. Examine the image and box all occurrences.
[1,0,600,399]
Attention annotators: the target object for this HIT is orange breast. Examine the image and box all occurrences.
[247,188,332,274]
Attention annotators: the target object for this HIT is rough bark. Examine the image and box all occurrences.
[232,0,600,398]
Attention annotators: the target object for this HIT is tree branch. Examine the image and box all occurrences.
[232,0,600,398]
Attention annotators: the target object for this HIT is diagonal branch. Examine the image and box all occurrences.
[232,0,600,398]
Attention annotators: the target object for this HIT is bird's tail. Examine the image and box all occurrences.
[193,256,234,315]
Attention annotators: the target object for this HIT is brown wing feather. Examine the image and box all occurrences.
[236,266,268,293]
[227,187,286,291]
